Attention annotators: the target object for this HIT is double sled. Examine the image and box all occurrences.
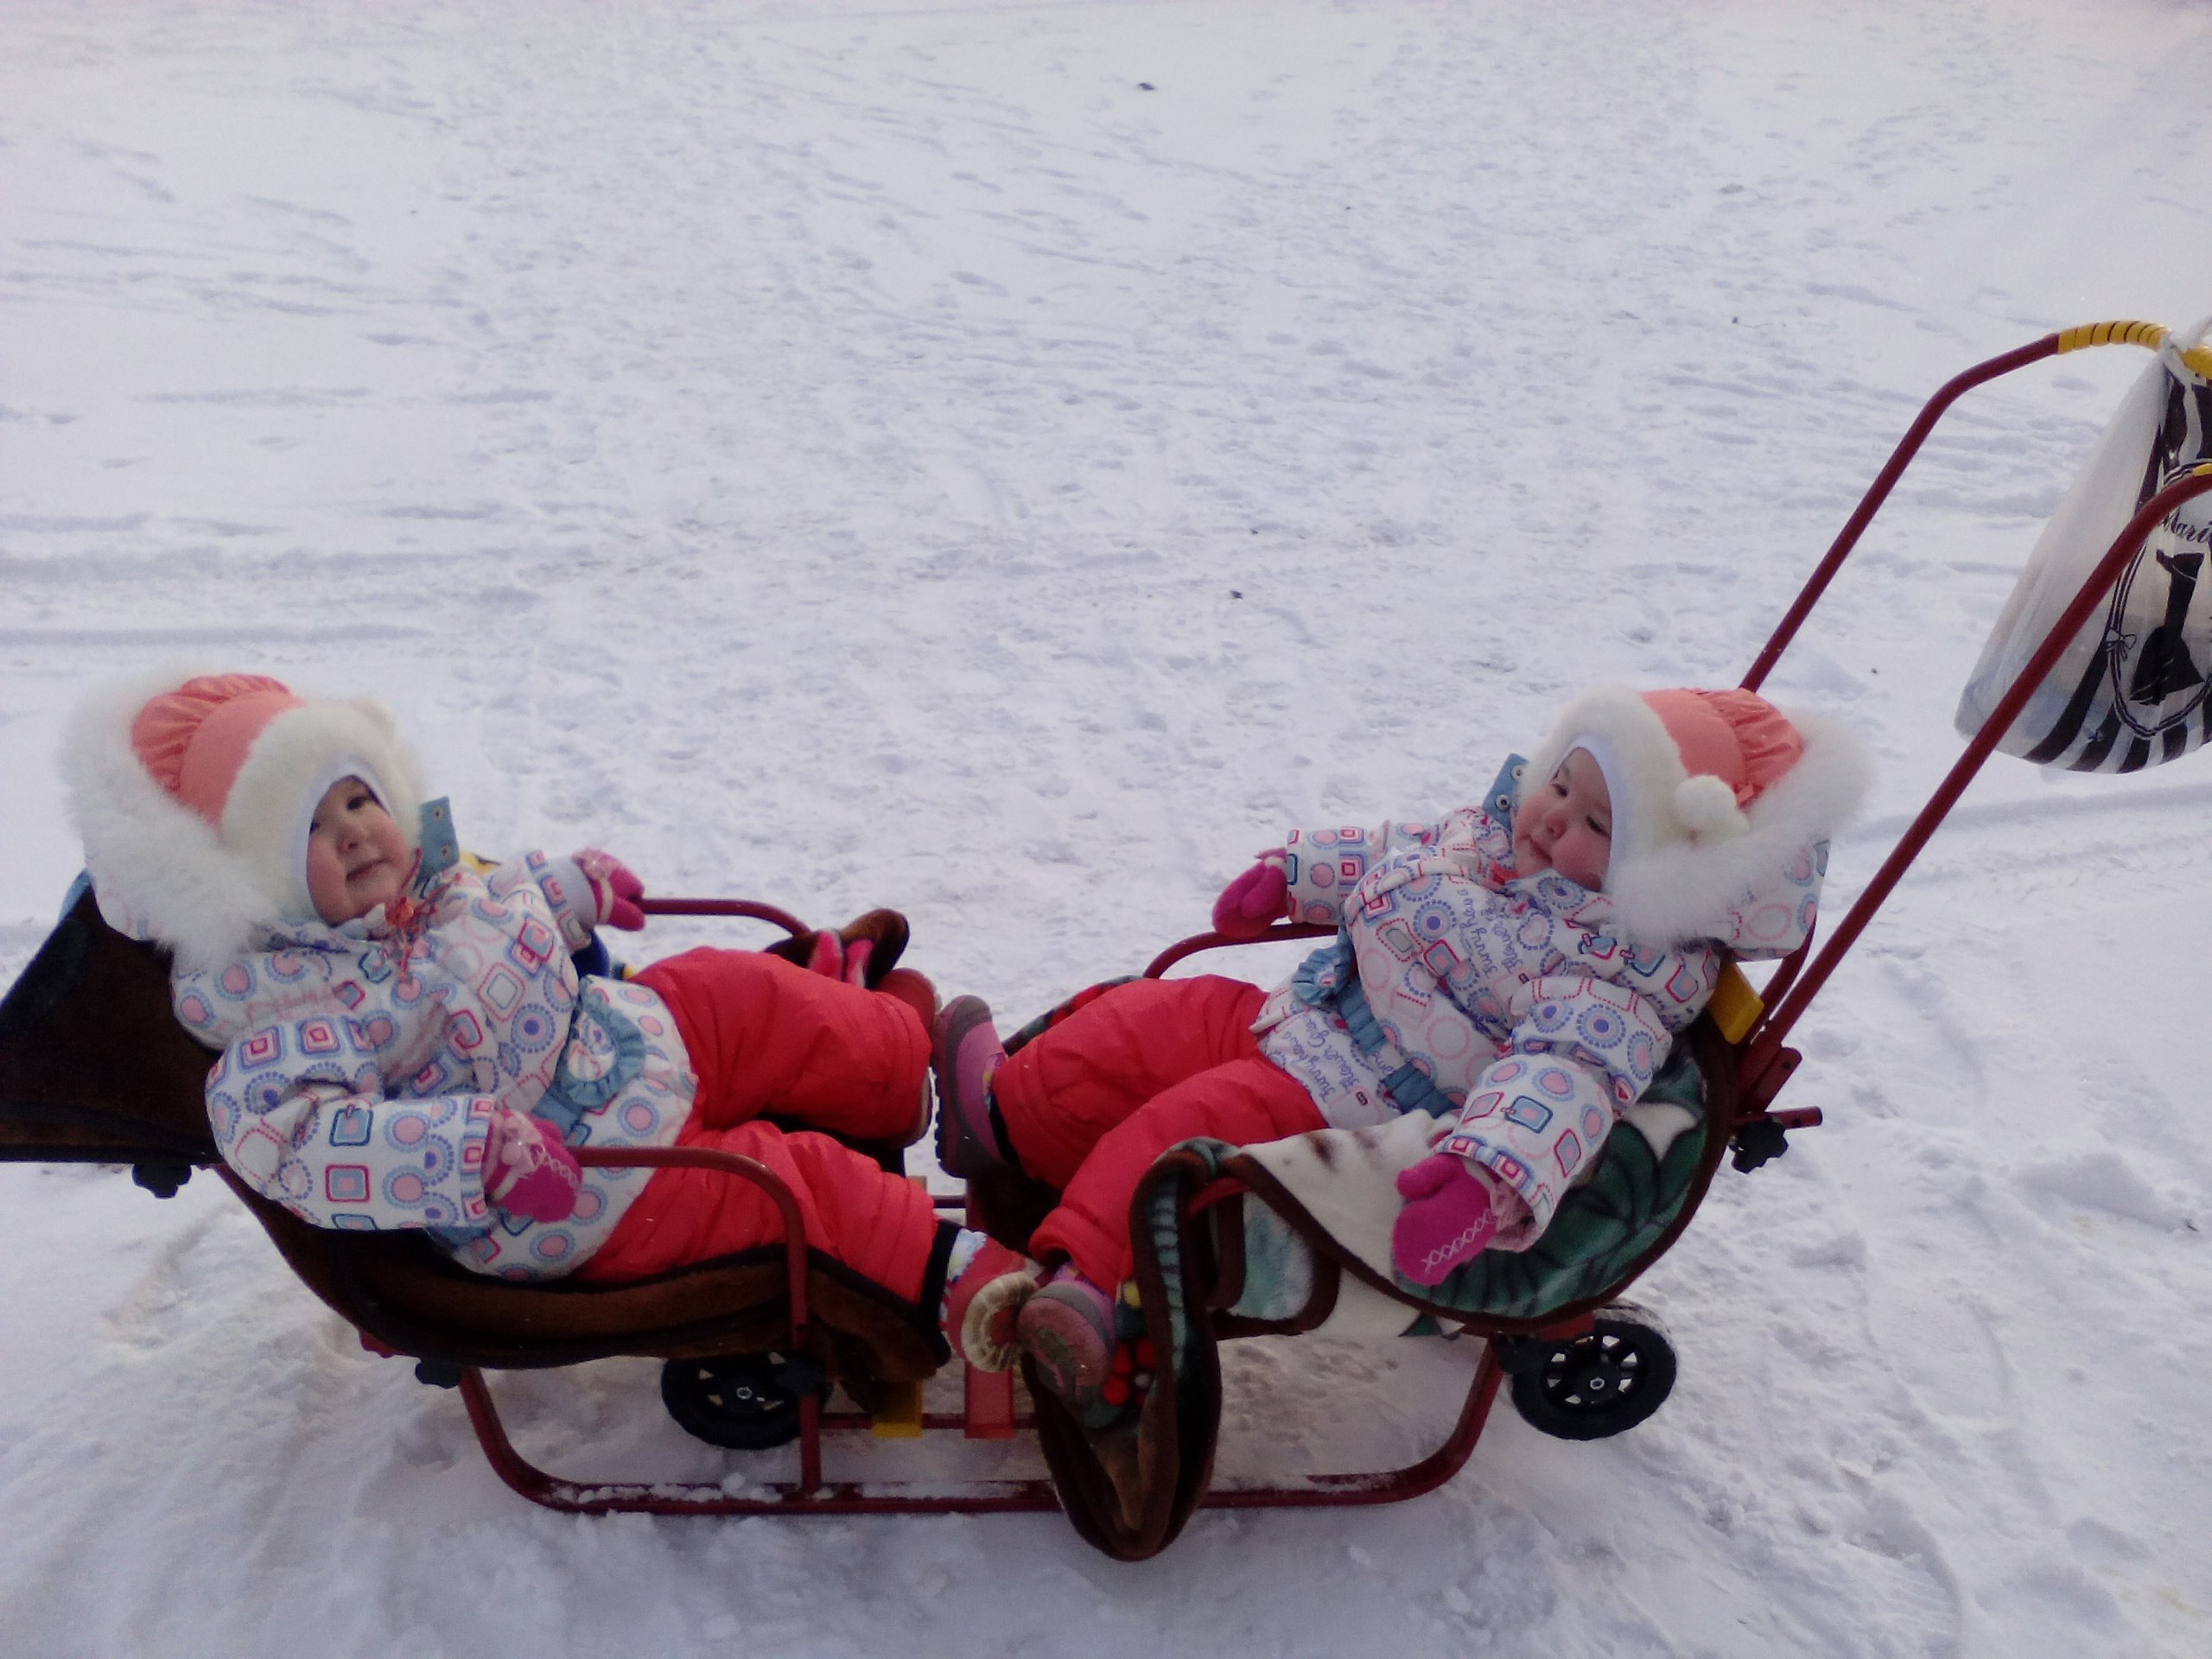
[4,323,2208,1560]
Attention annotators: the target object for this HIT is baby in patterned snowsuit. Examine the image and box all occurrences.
[932,686,1869,1413]
[60,671,1026,1343]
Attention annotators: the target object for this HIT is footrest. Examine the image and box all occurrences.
[870,1380,925,1438]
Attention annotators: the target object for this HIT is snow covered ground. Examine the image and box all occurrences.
[4,1,2211,1653]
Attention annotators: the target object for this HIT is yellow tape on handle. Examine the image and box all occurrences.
[2055,319,2212,380]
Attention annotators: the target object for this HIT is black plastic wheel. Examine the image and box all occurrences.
[1507,1303,1677,1441]
[660,1353,814,1451]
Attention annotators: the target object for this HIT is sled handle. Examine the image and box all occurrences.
[1740,461,2212,1083]
[2057,319,2212,379]
[1744,321,2209,692]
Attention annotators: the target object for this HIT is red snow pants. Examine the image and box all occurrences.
[577,950,941,1302]
[991,976,1326,1288]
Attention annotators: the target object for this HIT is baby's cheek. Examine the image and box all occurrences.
[1572,841,1611,888]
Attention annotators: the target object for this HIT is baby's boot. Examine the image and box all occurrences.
[940,1235,1039,1371]
[763,908,910,988]
[833,907,910,988]
[931,995,1013,1176]
[878,967,938,1031]
[872,968,940,1145]
[1015,1266,1120,1413]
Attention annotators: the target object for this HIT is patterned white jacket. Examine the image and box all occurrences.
[1254,766,1827,1240]
[169,852,695,1280]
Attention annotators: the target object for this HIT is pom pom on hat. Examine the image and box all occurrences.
[1672,772,1748,837]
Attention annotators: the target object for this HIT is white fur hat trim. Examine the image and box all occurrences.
[60,667,423,969]
[1525,687,1870,947]
[219,701,416,922]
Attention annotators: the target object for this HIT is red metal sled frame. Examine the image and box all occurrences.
[452,1050,1512,1517]
[451,905,1508,1516]
[450,327,2212,1517]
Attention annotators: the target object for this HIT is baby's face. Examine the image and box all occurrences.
[1511,747,1613,890]
[305,776,410,924]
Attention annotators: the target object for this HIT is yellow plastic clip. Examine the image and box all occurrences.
[870,1379,925,1439]
[1707,961,1764,1046]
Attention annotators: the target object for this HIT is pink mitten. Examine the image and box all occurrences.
[572,848,646,931]
[1391,1154,1501,1285]
[484,1107,583,1224]
[1211,852,1290,939]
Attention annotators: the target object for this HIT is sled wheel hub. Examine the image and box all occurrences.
[659,1351,825,1452]
[1506,1303,1678,1442]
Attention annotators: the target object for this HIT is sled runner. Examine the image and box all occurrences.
[3,319,2208,1554]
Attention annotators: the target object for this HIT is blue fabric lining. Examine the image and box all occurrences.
[1331,975,1456,1120]
[415,797,461,881]
[1332,972,1385,1052]
[537,995,646,1139]
[1285,934,1354,1007]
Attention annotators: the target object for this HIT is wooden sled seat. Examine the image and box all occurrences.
[0,888,945,1389]
[1,893,1745,1543]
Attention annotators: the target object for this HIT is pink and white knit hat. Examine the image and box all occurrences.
[1524,685,1867,946]
[61,668,423,967]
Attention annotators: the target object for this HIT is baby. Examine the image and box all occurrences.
[932,686,1868,1411]
[63,671,1024,1351]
